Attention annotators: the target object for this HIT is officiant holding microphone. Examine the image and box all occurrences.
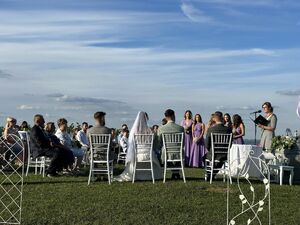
[258,102,277,151]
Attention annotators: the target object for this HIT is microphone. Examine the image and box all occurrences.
[250,110,262,114]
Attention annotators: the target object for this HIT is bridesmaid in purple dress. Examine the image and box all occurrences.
[232,114,245,144]
[181,110,193,166]
[190,114,206,167]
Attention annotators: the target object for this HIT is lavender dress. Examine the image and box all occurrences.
[181,119,193,166]
[233,126,245,144]
[190,123,207,167]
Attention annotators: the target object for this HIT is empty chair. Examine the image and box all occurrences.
[18,131,47,177]
[205,133,233,184]
[162,133,185,183]
[88,134,113,185]
[117,146,127,164]
[132,134,155,184]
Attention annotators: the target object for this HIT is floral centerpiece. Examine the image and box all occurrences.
[271,135,296,165]
[271,135,296,153]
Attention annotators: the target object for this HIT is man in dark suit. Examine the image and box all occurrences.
[205,111,232,178]
[30,114,65,177]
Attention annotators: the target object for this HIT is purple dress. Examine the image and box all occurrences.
[233,126,244,144]
[181,119,193,166]
[190,123,207,167]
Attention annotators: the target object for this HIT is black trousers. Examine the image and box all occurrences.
[40,147,75,174]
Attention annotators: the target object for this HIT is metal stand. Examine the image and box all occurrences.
[254,112,258,145]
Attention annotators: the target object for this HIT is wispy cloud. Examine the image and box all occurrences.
[17,105,40,110]
[0,70,13,79]
[276,90,300,96]
[180,2,216,24]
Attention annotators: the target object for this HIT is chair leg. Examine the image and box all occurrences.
[88,162,92,185]
[210,163,214,184]
[107,162,111,185]
[290,169,294,186]
[132,160,136,184]
[279,166,283,186]
[151,160,155,184]
[163,162,167,183]
[181,160,186,183]
[26,159,30,177]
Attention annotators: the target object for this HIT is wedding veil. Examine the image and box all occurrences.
[125,111,151,164]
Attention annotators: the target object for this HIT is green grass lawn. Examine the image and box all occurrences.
[15,167,300,225]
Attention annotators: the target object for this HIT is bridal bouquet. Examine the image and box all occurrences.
[271,135,296,153]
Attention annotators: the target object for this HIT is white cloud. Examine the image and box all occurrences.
[17,105,40,110]
[180,2,216,24]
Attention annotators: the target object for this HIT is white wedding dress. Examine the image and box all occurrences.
[114,111,162,182]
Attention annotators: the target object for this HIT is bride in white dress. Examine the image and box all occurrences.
[115,111,162,182]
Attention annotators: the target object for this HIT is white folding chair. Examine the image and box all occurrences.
[132,134,155,184]
[162,133,185,183]
[18,131,47,177]
[117,145,127,164]
[205,133,233,184]
[88,134,113,185]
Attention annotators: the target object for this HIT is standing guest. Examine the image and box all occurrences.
[20,121,30,131]
[76,122,89,149]
[30,114,65,177]
[205,112,232,179]
[259,102,277,151]
[44,122,74,172]
[55,118,84,170]
[181,110,193,166]
[158,109,184,179]
[232,114,245,144]
[224,113,233,129]
[190,114,206,168]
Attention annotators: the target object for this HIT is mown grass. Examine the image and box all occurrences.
[17,167,300,225]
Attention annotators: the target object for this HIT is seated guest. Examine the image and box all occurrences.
[20,121,30,131]
[117,124,129,143]
[119,129,129,153]
[232,114,245,144]
[152,125,160,160]
[55,118,84,170]
[3,117,22,165]
[76,122,89,149]
[87,112,115,159]
[44,122,74,171]
[30,114,65,177]
[205,112,232,179]
[157,109,184,179]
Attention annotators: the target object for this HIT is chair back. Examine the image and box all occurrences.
[18,131,31,155]
[162,133,184,162]
[134,134,154,161]
[211,133,232,158]
[89,134,111,162]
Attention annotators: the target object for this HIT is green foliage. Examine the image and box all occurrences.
[271,135,296,152]
[19,167,300,225]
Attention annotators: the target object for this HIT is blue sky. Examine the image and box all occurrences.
[0,0,300,138]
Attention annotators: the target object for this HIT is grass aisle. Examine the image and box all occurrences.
[21,168,300,225]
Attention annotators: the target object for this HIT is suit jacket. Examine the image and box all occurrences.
[87,125,111,136]
[157,121,184,144]
[30,125,52,158]
[205,123,232,161]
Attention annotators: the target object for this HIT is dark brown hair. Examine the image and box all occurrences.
[194,114,203,124]
[57,118,68,127]
[262,102,273,113]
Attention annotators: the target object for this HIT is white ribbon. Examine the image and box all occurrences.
[297,96,300,119]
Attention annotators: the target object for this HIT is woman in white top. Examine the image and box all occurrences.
[114,111,162,182]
